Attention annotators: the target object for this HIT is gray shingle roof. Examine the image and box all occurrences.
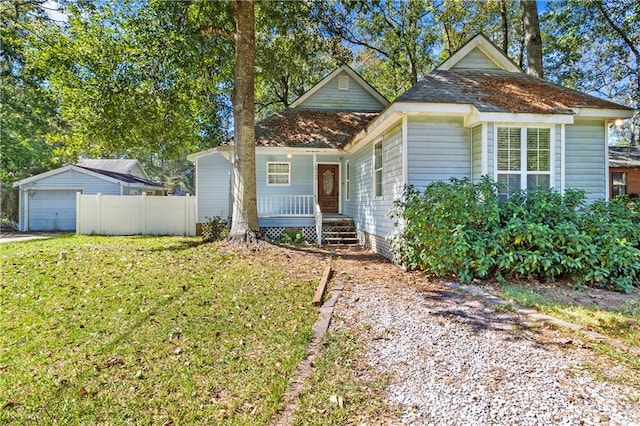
[76,159,140,174]
[609,146,640,168]
[396,70,631,114]
[77,166,163,187]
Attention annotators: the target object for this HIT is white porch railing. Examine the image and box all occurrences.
[314,202,323,246]
[257,195,314,216]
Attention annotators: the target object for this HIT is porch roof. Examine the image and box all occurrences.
[221,109,379,149]
[396,69,632,115]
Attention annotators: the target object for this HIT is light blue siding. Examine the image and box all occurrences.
[298,71,384,111]
[343,123,403,240]
[565,119,607,202]
[17,169,121,231]
[195,152,231,222]
[471,125,483,181]
[451,47,501,70]
[256,154,314,197]
[406,116,471,191]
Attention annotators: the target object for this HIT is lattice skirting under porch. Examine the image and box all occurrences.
[357,231,393,259]
[260,226,317,242]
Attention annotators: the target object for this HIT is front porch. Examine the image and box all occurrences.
[257,195,358,246]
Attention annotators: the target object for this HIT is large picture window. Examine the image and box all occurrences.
[497,127,551,199]
[267,162,290,186]
[374,140,383,198]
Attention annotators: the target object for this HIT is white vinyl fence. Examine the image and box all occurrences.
[77,193,196,236]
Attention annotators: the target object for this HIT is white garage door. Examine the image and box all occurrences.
[28,190,78,231]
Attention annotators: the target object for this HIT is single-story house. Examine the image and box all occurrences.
[13,159,163,232]
[188,34,633,258]
[609,146,640,198]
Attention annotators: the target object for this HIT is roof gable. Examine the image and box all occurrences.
[289,65,388,111]
[13,165,161,188]
[437,34,521,73]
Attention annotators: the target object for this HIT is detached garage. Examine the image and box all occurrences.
[13,163,163,232]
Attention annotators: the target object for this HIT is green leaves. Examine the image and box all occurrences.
[391,178,640,291]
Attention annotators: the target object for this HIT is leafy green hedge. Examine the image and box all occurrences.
[390,178,640,293]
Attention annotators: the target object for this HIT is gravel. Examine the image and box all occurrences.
[330,279,640,425]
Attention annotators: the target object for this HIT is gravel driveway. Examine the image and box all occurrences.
[329,252,640,425]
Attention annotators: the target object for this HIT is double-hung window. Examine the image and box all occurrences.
[374,140,383,198]
[267,162,290,186]
[612,172,627,197]
[497,127,551,199]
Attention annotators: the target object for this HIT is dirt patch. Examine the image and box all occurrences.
[487,280,640,316]
[275,244,639,316]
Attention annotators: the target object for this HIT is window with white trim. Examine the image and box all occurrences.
[374,140,383,198]
[267,162,290,186]
[345,160,351,201]
[612,172,627,197]
[497,127,551,199]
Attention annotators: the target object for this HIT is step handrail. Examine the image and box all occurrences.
[314,203,322,246]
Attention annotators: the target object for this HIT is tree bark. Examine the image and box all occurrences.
[521,0,544,78]
[228,0,261,244]
[500,0,509,54]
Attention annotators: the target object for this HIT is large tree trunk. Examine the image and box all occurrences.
[521,0,544,78]
[500,0,509,54]
[228,0,261,244]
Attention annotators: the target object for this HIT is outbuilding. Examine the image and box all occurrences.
[13,160,163,232]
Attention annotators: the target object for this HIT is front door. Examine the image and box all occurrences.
[317,164,339,213]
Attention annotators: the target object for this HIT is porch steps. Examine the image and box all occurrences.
[322,215,359,246]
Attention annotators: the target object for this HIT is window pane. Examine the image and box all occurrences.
[527,128,550,171]
[267,163,290,185]
[612,172,627,185]
[375,170,382,197]
[497,128,521,171]
[527,174,550,190]
[498,174,520,200]
[374,142,382,169]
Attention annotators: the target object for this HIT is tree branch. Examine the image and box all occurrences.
[199,26,234,38]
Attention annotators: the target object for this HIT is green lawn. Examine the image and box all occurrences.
[0,235,318,424]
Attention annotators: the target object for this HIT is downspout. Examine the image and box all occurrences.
[604,120,610,200]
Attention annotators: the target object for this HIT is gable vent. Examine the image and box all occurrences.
[338,75,349,90]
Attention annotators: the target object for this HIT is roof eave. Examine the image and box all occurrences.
[572,107,634,119]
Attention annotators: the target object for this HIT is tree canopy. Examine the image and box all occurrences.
[2,0,638,221]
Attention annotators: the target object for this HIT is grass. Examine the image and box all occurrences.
[500,284,639,348]
[291,331,394,425]
[0,235,318,424]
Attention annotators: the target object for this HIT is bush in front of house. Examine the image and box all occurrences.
[201,216,229,242]
[390,178,640,292]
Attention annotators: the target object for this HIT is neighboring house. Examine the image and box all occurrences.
[189,34,633,258]
[609,146,640,198]
[13,160,163,232]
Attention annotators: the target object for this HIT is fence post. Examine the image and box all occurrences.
[76,192,81,234]
[185,195,190,236]
[142,192,147,235]
[97,193,102,234]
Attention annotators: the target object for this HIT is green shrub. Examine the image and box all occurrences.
[277,229,305,245]
[390,178,640,292]
[201,216,229,242]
